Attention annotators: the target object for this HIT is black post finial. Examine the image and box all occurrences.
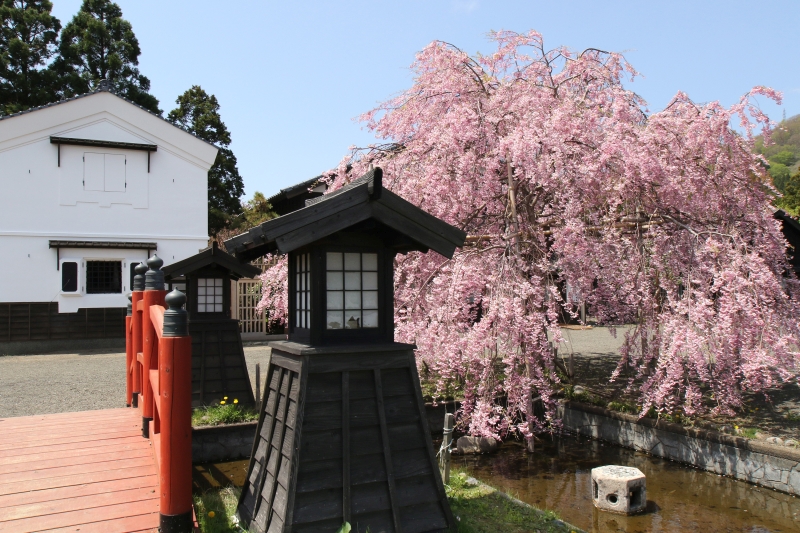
[145,254,165,291]
[133,262,148,291]
[162,289,188,337]
[127,293,133,316]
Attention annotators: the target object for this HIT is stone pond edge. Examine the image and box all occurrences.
[560,400,800,495]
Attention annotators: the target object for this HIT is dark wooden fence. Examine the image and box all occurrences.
[0,303,125,342]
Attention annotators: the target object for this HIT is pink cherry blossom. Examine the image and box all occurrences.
[259,31,800,438]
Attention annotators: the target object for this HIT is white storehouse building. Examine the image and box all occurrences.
[0,86,217,345]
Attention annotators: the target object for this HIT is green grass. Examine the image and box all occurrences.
[191,403,259,427]
[738,427,759,439]
[193,486,242,533]
[192,471,582,533]
[446,470,581,533]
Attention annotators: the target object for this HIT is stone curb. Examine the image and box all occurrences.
[560,400,800,495]
[192,421,258,463]
[563,401,800,462]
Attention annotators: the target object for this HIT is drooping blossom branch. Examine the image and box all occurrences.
[260,30,799,438]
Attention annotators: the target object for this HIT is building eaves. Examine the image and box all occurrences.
[0,87,219,150]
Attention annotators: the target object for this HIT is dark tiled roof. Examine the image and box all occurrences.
[0,87,219,149]
[224,167,467,261]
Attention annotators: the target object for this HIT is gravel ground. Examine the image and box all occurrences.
[0,345,271,419]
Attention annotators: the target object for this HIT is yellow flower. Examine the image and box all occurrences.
[734,425,739,430]
[208,511,215,518]
[224,396,228,400]
[220,401,226,405]
[233,399,239,404]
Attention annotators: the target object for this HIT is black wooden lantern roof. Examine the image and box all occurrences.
[223,168,467,261]
[162,242,262,281]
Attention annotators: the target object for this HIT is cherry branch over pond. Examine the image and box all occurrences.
[258,30,800,439]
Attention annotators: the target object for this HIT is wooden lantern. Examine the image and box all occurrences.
[163,242,262,407]
[225,168,466,533]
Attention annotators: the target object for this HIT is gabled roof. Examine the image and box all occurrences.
[224,168,467,261]
[267,176,327,216]
[0,85,218,150]
[163,242,262,281]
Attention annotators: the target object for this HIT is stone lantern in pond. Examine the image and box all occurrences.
[225,168,466,533]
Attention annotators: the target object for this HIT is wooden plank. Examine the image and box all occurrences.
[0,420,140,440]
[0,456,155,485]
[378,188,467,247]
[0,464,157,497]
[397,501,448,533]
[0,485,158,522]
[0,437,145,460]
[291,487,342,524]
[282,355,308,530]
[270,351,303,373]
[0,441,146,466]
[276,203,373,253]
[248,367,287,527]
[0,498,159,533]
[341,371,351,524]
[40,512,159,533]
[0,430,143,452]
[351,481,392,514]
[234,182,372,255]
[0,474,158,509]
[349,453,388,486]
[0,447,152,475]
[237,362,273,520]
[407,356,454,525]
[372,202,457,259]
[307,352,409,374]
[373,369,402,532]
[0,408,134,426]
[0,431,147,452]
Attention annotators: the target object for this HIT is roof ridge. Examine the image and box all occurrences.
[0,87,219,149]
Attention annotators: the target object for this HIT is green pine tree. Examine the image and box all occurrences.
[167,85,245,236]
[0,0,61,115]
[52,0,159,113]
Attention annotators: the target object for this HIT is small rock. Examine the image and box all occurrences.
[573,385,586,395]
[766,437,785,446]
[719,425,735,434]
[465,476,480,486]
[784,439,798,448]
[456,435,499,454]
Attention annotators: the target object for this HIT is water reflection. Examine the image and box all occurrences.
[456,434,800,532]
[192,459,249,492]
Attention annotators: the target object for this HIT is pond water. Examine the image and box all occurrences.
[456,433,800,533]
[192,434,800,532]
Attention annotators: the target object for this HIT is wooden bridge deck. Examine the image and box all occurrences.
[0,408,160,533]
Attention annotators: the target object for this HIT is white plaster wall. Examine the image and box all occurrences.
[0,92,217,312]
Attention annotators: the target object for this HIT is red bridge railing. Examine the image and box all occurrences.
[127,255,193,533]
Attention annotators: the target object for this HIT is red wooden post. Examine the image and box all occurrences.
[125,294,133,407]
[158,290,192,533]
[142,255,166,438]
[131,262,148,409]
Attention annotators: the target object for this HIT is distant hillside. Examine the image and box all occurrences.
[755,114,800,193]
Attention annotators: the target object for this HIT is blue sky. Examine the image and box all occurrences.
[52,0,800,201]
